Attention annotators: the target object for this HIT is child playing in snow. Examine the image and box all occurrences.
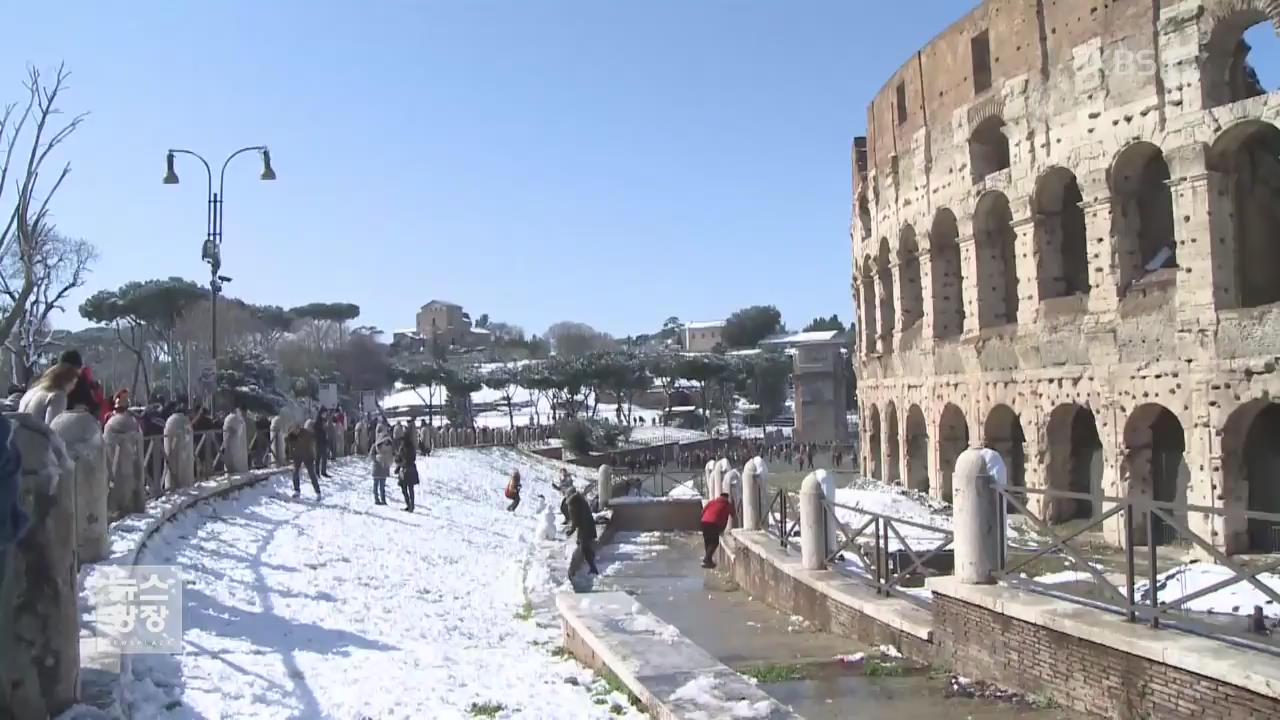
[505,470,522,512]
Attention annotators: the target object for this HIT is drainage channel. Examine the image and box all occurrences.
[586,531,1084,720]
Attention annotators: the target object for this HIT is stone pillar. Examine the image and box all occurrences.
[104,411,145,516]
[816,468,838,557]
[1011,213,1042,326]
[1165,143,1224,322]
[2,412,78,718]
[53,408,109,563]
[1079,171,1121,316]
[723,469,742,529]
[597,465,612,508]
[270,415,290,467]
[742,458,764,531]
[222,412,249,474]
[704,460,717,499]
[163,413,195,490]
[958,236,982,336]
[355,420,369,455]
[799,472,827,571]
[953,447,1002,584]
[916,248,936,348]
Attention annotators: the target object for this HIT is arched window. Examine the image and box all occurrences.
[969,116,1010,184]
[898,225,923,331]
[1111,142,1176,292]
[973,191,1019,327]
[929,209,964,339]
[876,239,895,352]
[1208,120,1280,308]
[860,256,878,354]
[1201,7,1280,109]
[1034,167,1090,299]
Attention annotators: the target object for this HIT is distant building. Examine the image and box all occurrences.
[684,320,725,353]
[792,337,849,446]
[414,300,493,356]
[758,329,846,352]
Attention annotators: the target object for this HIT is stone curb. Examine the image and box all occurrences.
[76,465,290,717]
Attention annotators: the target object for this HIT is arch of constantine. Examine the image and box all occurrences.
[852,0,1280,554]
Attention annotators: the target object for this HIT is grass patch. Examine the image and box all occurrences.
[1028,692,1059,710]
[467,701,505,717]
[740,663,807,683]
[550,646,573,659]
[864,658,906,677]
[596,668,630,698]
[513,600,533,621]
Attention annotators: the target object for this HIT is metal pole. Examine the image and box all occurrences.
[1147,507,1159,629]
[1125,507,1136,623]
[210,190,221,415]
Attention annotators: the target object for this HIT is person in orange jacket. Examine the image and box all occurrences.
[700,492,735,569]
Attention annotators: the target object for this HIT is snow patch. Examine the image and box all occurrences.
[669,675,775,719]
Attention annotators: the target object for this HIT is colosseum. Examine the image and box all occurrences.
[851,0,1280,555]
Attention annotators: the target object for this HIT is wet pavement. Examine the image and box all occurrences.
[590,531,1083,719]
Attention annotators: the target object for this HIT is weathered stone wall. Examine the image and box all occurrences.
[933,591,1280,719]
[853,0,1280,554]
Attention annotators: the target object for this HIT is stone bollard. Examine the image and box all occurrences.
[328,421,342,457]
[355,420,369,455]
[815,468,838,557]
[723,469,742,528]
[53,408,110,563]
[704,460,718,499]
[163,413,195,490]
[3,412,78,718]
[742,457,769,531]
[270,415,290,467]
[104,411,145,516]
[598,465,612,507]
[222,412,249,474]
[799,471,827,571]
[953,446,1003,584]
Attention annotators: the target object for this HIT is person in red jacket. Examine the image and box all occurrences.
[700,492,735,569]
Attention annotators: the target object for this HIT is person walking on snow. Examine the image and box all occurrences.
[395,430,418,512]
[505,469,522,512]
[700,492,735,569]
[286,423,322,500]
[564,483,599,575]
[370,422,393,505]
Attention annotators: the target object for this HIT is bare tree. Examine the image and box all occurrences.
[0,64,86,344]
[1,227,96,383]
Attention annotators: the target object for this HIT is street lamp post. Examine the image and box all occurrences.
[164,146,275,413]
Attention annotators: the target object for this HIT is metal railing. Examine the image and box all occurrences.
[992,483,1280,648]
[766,488,801,548]
[823,498,954,607]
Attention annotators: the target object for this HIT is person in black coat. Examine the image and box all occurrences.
[395,431,418,512]
[565,485,599,575]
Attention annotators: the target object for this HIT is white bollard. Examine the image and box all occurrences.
[163,413,195,490]
[954,447,1004,584]
[799,471,827,571]
[704,460,717,500]
[355,420,369,455]
[53,408,109,563]
[598,465,613,507]
[723,469,742,528]
[270,415,290,467]
[222,412,249,473]
[742,457,769,531]
[104,411,145,516]
[815,468,838,557]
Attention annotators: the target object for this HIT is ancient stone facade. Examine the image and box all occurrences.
[852,0,1280,554]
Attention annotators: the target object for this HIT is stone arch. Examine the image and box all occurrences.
[983,404,1026,512]
[1110,141,1176,291]
[1044,403,1104,523]
[1034,166,1090,299]
[969,115,1010,183]
[930,209,965,339]
[938,403,969,503]
[885,401,901,484]
[905,404,929,493]
[898,225,924,331]
[1201,1,1280,109]
[857,191,872,239]
[1122,404,1188,547]
[876,238,895,352]
[860,256,878,353]
[1207,119,1280,308]
[1221,399,1280,552]
[973,191,1019,328]
[866,404,883,481]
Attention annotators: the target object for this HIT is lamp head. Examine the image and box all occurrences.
[259,149,276,181]
[163,152,179,184]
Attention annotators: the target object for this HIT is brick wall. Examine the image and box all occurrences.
[933,593,1280,720]
[722,536,936,663]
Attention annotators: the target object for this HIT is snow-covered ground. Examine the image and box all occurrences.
[122,449,644,719]
[1136,563,1280,618]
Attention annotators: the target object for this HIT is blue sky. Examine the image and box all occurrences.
[3,3,1277,340]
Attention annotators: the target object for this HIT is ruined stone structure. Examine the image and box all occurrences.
[852,0,1280,554]
[792,338,851,445]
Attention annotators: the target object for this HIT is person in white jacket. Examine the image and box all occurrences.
[18,361,81,426]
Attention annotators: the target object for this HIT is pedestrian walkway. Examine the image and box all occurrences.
[590,531,1083,719]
